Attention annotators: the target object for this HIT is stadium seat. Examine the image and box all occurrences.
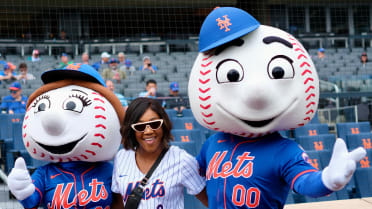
[171,129,206,154]
[181,109,194,117]
[309,112,320,124]
[293,123,329,138]
[172,116,199,130]
[170,141,197,156]
[336,122,371,140]
[354,167,372,197]
[172,129,205,142]
[296,134,336,151]
[165,109,177,120]
[355,149,372,169]
[305,150,332,170]
[346,132,372,151]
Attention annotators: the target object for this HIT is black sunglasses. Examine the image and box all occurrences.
[10,90,18,94]
[131,119,163,132]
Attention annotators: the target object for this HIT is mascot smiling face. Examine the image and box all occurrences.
[189,8,319,138]
[22,64,124,162]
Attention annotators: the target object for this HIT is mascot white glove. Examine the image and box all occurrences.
[7,157,35,200]
[322,138,366,191]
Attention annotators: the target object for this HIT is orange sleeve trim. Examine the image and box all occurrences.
[291,169,318,189]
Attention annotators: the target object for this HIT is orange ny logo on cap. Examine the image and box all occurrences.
[216,15,232,32]
[66,63,82,71]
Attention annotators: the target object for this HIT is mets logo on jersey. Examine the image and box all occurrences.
[48,179,108,209]
[206,151,254,180]
[124,179,165,202]
[206,151,261,208]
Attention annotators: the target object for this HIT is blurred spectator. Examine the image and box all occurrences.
[118,52,135,75]
[92,52,111,71]
[57,53,73,68]
[0,62,17,84]
[166,81,187,116]
[317,48,326,61]
[81,52,90,65]
[139,56,158,73]
[0,81,28,114]
[28,49,41,62]
[105,80,128,111]
[138,79,164,98]
[101,58,127,83]
[59,29,69,40]
[361,52,368,68]
[16,63,35,84]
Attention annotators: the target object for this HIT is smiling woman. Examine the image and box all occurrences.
[111,97,208,209]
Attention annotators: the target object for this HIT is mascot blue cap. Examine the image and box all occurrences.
[41,63,106,87]
[198,7,260,52]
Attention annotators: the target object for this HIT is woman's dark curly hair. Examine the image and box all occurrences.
[120,97,173,150]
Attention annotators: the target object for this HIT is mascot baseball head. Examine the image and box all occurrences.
[189,7,319,137]
[22,63,124,162]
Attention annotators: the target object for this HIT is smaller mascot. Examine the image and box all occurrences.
[7,63,124,208]
[188,7,367,209]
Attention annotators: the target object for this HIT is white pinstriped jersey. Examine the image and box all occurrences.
[112,145,206,209]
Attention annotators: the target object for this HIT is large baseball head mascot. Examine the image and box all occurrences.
[7,63,124,208]
[190,7,366,208]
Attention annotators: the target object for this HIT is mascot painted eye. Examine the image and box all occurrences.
[267,56,294,79]
[216,59,243,83]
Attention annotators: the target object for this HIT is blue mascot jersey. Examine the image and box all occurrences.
[20,161,113,209]
[197,132,318,209]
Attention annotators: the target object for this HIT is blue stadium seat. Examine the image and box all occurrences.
[356,149,372,169]
[181,109,194,117]
[293,123,329,138]
[165,109,177,120]
[309,112,320,124]
[336,122,371,140]
[354,167,372,197]
[0,113,25,139]
[305,150,332,170]
[296,134,336,151]
[172,116,199,130]
[170,141,197,156]
[346,132,372,151]
[285,191,295,204]
[172,129,205,142]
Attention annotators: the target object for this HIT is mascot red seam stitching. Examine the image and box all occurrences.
[198,54,216,127]
[289,35,316,127]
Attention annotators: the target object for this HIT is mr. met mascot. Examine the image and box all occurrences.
[189,7,367,209]
[7,63,124,208]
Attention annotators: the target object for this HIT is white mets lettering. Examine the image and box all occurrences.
[206,151,255,180]
[47,179,108,209]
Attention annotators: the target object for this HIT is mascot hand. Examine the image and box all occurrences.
[321,138,366,191]
[7,157,35,200]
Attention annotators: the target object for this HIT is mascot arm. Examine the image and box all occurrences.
[321,138,366,191]
[294,138,366,197]
[293,171,332,197]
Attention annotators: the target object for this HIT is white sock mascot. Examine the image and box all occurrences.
[7,63,125,208]
[188,7,367,209]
